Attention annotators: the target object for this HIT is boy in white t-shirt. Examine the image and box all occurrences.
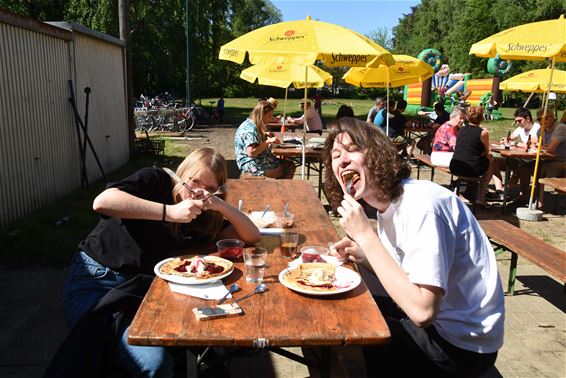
[491,107,541,204]
[323,118,504,376]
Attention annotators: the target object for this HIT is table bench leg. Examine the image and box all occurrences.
[320,346,331,378]
[186,349,199,378]
[508,252,518,295]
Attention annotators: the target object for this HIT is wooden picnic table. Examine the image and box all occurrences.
[128,179,390,378]
[271,132,326,198]
[495,146,556,212]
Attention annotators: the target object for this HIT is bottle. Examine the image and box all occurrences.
[281,122,286,134]
[526,134,531,152]
[504,130,511,149]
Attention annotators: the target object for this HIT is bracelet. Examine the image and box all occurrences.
[162,203,167,222]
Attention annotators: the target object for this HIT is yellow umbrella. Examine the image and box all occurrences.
[343,54,434,88]
[343,55,434,135]
[221,16,393,179]
[240,63,332,119]
[499,69,566,93]
[240,63,332,89]
[469,15,566,61]
[219,16,394,68]
[469,14,565,214]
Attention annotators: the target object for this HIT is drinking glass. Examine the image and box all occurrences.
[243,247,267,283]
[279,232,299,258]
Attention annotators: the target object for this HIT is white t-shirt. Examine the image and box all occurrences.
[375,179,505,353]
[296,107,322,132]
[512,122,540,143]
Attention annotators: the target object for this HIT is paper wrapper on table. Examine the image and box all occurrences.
[193,304,243,320]
[168,281,230,300]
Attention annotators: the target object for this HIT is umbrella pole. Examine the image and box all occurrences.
[301,66,309,180]
[283,87,288,119]
[527,57,556,210]
[523,92,535,108]
[386,71,390,136]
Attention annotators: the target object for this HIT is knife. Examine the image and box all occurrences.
[162,167,197,195]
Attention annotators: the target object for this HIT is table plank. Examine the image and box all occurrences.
[539,177,566,192]
[128,180,390,348]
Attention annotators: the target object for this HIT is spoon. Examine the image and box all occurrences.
[283,202,289,217]
[238,199,244,212]
[235,283,268,303]
[217,283,240,305]
[261,204,270,218]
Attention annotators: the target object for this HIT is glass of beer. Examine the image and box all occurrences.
[279,231,299,258]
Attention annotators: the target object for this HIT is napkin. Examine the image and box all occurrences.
[168,281,230,300]
[260,227,284,235]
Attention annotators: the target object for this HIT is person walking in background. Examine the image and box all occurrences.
[235,101,296,178]
[312,90,324,118]
[366,97,384,123]
[322,118,504,377]
[286,99,323,135]
[449,106,493,206]
[430,108,466,167]
[217,96,225,123]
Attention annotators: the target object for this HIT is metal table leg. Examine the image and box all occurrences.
[503,157,511,213]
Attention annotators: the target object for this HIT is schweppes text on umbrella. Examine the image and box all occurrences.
[506,43,548,54]
[330,53,369,65]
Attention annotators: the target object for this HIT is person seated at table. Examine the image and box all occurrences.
[537,111,566,208]
[366,97,384,123]
[336,104,354,119]
[449,106,494,206]
[51,147,261,377]
[416,103,451,154]
[430,108,466,167]
[235,100,296,178]
[490,107,541,202]
[286,99,323,135]
[322,117,504,377]
[266,97,283,122]
[373,98,395,129]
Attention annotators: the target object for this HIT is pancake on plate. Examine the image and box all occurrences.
[159,256,233,280]
[283,263,336,292]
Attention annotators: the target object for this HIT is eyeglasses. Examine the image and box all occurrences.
[514,118,524,123]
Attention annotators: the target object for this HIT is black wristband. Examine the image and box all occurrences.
[162,203,167,222]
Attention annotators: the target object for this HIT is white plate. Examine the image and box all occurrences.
[248,211,276,228]
[278,265,361,296]
[260,228,284,235]
[154,256,234,285]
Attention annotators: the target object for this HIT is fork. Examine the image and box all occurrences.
[202,183,229,201]
[345,179,353,195]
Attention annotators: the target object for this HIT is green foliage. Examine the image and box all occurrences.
[390,0,565,76]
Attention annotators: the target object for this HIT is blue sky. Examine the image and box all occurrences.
[271,0,421,36]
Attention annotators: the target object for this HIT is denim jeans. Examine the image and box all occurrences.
[64,251,174,377]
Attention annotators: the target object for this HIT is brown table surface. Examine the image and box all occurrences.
[128,180,389,350]
[539,177,566,192]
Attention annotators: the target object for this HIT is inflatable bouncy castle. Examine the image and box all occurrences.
[404,49,512,116]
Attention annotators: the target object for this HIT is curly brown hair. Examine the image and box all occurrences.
[322,117,411,210]
[467,106,484,125]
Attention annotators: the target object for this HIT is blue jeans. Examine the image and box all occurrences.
[64,251,174,377]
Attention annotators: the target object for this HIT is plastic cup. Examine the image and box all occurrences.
[216,239,244,260]
[300,245,329,263]
[243,247,267,283]
[275,211,294,228]
[279,232,299,258]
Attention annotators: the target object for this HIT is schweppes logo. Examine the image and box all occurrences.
[506,42,548,54]
[222,48,240,58]
[269,30,305,42]
[330,53,368,65]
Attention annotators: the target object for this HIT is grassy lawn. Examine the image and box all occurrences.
[1,98,562,266]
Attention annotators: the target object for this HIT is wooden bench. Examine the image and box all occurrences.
[479,219,566,295]
[414,154,482,212]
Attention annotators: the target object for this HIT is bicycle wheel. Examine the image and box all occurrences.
[181,112,196,134]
